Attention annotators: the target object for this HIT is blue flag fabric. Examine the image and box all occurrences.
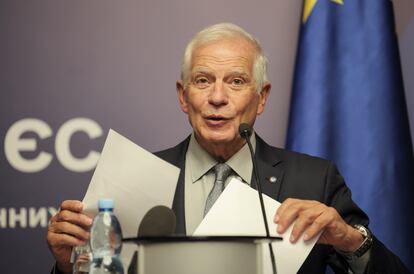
[287,0,414,268]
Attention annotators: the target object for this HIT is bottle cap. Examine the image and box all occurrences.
[98,198,114,209]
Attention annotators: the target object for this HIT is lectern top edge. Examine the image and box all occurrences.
[122,235,283,244]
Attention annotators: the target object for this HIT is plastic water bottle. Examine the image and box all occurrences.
[89,198,124,274]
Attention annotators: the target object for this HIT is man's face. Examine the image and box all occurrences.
[177,38,270,154]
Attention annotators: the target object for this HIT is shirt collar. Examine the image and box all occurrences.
[187,132,256,184]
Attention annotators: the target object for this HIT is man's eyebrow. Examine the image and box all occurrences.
[191,68,250,75]
[224,72,251,80]
[227,71,250,77]
[191,68,212,74]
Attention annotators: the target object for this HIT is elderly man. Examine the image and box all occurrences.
[47,23,409,273]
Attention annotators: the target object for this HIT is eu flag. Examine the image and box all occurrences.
[287,0,414,268]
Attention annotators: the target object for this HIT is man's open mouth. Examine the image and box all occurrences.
[206,115,228,121]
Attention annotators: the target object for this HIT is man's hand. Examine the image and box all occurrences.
[274,198,364,252]
[47,200,93,273]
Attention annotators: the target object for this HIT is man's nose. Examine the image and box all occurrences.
[208,80,228,106]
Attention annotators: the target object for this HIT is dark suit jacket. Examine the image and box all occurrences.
[52,134,409,274]
[155,135,410,274]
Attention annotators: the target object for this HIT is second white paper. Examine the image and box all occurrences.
[194,178,319,274]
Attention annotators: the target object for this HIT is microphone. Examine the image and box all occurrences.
[239,123,277,274]
[239,123,252,138]
[138,205,176,237]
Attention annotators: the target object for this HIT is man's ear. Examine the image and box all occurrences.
[257,82,271,115]
[176,80,189,114]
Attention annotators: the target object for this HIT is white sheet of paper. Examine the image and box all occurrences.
[194,178,319,274]
[82,129,180,236]
[81,129,180,267]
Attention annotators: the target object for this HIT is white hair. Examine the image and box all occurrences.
[180,23,268,93]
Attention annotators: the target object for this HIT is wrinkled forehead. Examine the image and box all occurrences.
[190,38,256,73]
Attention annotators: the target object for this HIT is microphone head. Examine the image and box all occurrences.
[138,205,176,237]
[239,123,252,138]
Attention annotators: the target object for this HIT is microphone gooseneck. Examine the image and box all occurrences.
[239,123,277,274]
[238,123,270,236]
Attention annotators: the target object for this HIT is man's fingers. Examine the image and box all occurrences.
[275,198,297,221]
[56,209,93,228]
[274,198,349,247]
[276,199,320,234]
[47,199,92,248]
[289,207,322,242]
[49,221,90,241]
[276,208,299,234]
[47,231,86,248]
[304,207,339,242]
[60,200,84,213]
[46,199,91,273]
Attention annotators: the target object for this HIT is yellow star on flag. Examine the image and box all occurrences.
[303,0,344,23]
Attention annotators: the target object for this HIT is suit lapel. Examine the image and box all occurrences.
[155,136,190,235]
[251,135,285,202]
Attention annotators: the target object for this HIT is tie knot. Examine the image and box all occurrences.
[214,163,232,183]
